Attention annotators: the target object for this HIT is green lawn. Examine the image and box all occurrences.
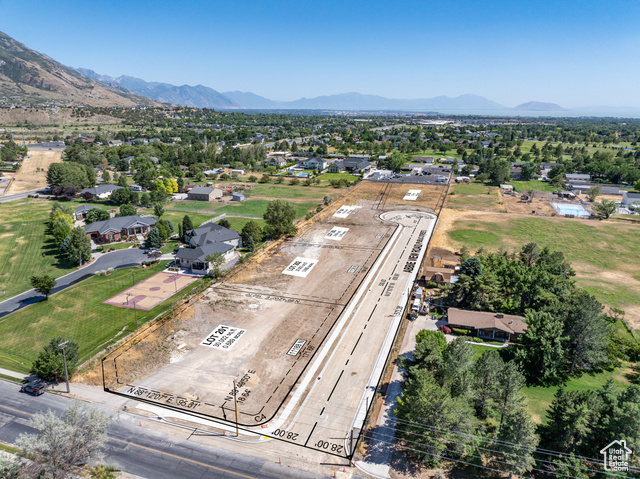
[244,184,337,201]
[216,199,318,219]
[0,261,203,374]
[509,180,556,192]
[0,199,80,299]
[522,367,632,424]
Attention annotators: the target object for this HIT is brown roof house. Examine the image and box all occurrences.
[446,307,528,342]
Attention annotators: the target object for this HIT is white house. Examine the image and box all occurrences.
[622,191,640,207]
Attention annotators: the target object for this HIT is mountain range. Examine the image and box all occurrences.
[0,31,160,107]
[76,69,510,111]
[2,30,639,116]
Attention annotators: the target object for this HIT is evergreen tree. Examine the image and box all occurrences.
[494,361,526,434]
[146,227,162,248]
[66,227,92,265]
[515,311,566,384]
[473,350,503,417]
[182,215,194,233]
[436,337,475,399]
[497,406,538,477]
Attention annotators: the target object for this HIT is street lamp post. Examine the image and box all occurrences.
[133,300,137,330]
[58,340,70,393]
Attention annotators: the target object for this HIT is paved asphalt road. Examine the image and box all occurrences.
[0,188,45,203]
[0,248,148,318]
[0,381,330,479]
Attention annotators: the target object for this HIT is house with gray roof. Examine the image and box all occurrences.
[73,204,100,221]
[176,222,242,273]
[187,186,222,202]
[80,184,123,200]
[84,215,156,244]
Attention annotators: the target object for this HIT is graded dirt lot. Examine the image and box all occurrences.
[102,181,439,458]
[6,149,62,194]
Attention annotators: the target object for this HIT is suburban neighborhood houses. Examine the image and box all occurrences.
[1,100,640,479]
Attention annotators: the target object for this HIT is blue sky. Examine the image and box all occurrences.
[2,0,639,107]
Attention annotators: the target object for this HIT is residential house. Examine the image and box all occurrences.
[177,223,242,272]
[267,157,287,167]
[73,204,100,221]
[328,161,345,173]
[84,215,156,244]
[565,173,591,182]
[622,191,640,207]
[187,187,223,202]
[413,156,434,164]
[108,140,123,147]
[446,307,528,342]
[304,157,328,170]
[79,184,123,200]
[509,167,523,180]
[343,157,371,173]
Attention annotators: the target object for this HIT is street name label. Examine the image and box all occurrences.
[282,257,319,277]
[325,226,349,241]
[403,189,421,200]
[287,339,307,356]
[201,325,246,350]
[333,205,360,218]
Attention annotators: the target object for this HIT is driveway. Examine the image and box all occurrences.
[0,248,148,318]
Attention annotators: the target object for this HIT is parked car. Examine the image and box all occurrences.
[21,381,46,396]
[146,248,161,255]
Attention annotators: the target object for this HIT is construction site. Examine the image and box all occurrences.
[101,181,446,459]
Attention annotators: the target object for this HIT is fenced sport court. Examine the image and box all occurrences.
[103,272,198,310]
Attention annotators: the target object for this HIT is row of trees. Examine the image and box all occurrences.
[48,204,92,265]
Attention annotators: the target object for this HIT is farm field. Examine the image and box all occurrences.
[0,261,203,374]
[6,149,62,194]
[437,210,640,328]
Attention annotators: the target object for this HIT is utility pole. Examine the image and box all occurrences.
[233,379,239,437]
[58,341,70,393]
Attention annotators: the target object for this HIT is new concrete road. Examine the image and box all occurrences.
[0,380,330,479]
[0,248,148,318]
[261,211,436,458]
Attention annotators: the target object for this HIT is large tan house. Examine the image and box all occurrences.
[446,307,528,342]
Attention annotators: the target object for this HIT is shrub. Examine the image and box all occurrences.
[451,327,471,336]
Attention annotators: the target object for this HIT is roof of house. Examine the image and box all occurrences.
[343,158,370,169]
[80,184,122,196]
[84,215,156,235]
[624,192,640,198]
[176,242,234,262]
[185,222,240,248]
[188,186,216,196]
[447,307,528,335]
[75,204,100,214]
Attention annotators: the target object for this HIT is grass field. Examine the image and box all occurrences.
[244,184,338,201]
[522,366,632,424]
[509,180,557,192]
[215,199,318,218]
[446,214,640,326]
[446,183,503,211]
[0,199,78,299]
[0,261,203,374]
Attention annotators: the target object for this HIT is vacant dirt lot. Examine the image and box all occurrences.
[6,149,62,194]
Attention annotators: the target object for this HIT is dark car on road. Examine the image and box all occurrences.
[20,381,46,396]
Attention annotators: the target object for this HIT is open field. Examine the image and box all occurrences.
[101,181,438,458]
[509,180,557,192]
[522,365,633,424]
[6,149,62,194]
[0,199,77,298]
[0,261,203,374]
[433,209,640,328]
[445,182,505,212]
[243,184,340,201]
